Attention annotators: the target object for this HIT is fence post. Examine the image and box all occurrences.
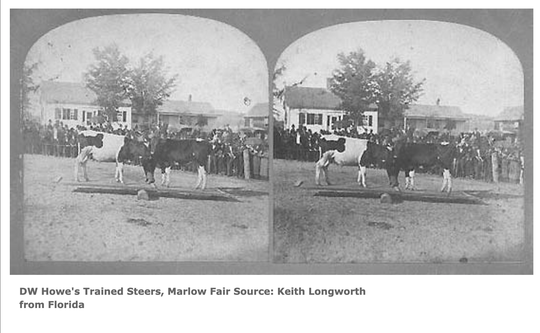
[491,152,499,183]
[207,155,212,174]
[261,156,269,179]
[243,149,250,180]
[252,153,261,179]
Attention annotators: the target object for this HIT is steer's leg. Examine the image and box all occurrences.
[74,161,80,182]
[198,165,207,190]
[116,162,124,184]
[405,170,411,190]
[322,165,332,185]
[441,169,448,192]
[161,170,166,186]
[164,166,172,187]
[82,161,89,182]
[316,152,332,186]
[409,170,416,190]
[358,165,367,187]
[195,165,202,189]
[315,160,325,186]
[443,169,452,195]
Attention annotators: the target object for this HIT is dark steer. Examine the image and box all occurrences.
[115,137,152,184]
[146,138,212,190]
[362,141,457,194]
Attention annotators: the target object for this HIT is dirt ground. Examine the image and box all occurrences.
[273,159,525,264]
[22,155,269,262]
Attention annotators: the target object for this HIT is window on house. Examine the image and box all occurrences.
[55,108,61,120]
[62,108,70,120]
[312,113,322,125]
[123,111,127,122]
[299,113,306,125]
[70,109,78,120]
[307,113,315,125]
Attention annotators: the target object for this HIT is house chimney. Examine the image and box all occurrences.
[436,98,441,106]
[188,94,192,102]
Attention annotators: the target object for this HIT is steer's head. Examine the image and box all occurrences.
[361,141,390,168]
[122,136,152,160]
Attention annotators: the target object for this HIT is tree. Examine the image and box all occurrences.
[195,114,208,128]
[372,58,425,122]
[330,51,425,127]
[272,63,287,121]
[20,62,40,122]
[127,53,177,122]
[84,44,131,121]
[329,49,378,125]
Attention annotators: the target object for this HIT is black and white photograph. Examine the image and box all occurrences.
[3,7,537,333]
[17,13,270,262]
[272,20,528,264]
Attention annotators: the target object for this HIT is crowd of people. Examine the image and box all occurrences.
[22,119,269,180]
[274,125,524,184]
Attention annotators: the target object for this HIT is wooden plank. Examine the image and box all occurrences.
[314,190,485,205]
[72,186,241,202]
[63,181,223,195]
[301,184,480,200]
[301,185,388,192]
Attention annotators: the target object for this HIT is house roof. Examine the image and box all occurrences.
[284,86,342,110]
[245,102,269,118]
[157,100,215,115]
[494,106,524,122]
[404,104,468,120]
[40,81,98,105]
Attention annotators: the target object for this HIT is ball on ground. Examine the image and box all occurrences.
[380,193,393,204]
[137,189,149,201]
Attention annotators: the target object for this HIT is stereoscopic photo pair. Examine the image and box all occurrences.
[11,10,532,274]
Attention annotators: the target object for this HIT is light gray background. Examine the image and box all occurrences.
[10,9,533,274]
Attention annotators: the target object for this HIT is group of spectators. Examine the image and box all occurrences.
[23,119,269,180]
[274,125,524,184]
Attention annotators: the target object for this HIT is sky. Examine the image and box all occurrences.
[25,13,268,114]
[275,20,523,118]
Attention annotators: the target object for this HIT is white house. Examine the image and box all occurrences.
[39,81,131,129]
[403,104,469,134]
[244,102,269,128]
[155,98,220,131]
[493,106,523,133]
[282,85,378,133]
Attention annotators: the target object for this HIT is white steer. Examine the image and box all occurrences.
[78,130,125,162]
[315,134,369,186]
